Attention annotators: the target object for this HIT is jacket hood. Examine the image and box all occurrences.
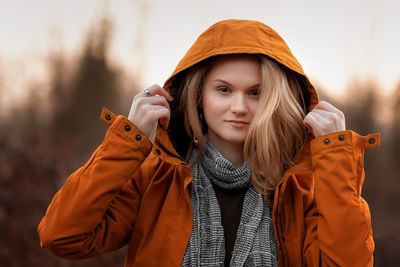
[164,19,318,107]
[162,19,319,158]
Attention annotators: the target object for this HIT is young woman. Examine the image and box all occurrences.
[38,19,380,266]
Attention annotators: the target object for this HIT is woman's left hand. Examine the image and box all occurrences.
[303,100,346,138]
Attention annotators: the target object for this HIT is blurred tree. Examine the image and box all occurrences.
[384,80,400,266]
[341,78,380,134]
[0,65,3,125]
[50,17,123,163]
[370,81,400,267]
[1,5,147,265]
[390,81,400,163]
[338,78,382,197]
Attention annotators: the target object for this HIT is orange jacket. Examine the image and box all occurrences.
[38,20,380,266]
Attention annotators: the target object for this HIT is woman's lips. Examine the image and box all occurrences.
[226,120,249,128]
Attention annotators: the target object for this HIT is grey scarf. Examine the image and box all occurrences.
[181,140,277,266]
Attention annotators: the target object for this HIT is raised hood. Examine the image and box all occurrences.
[162,19,319,158]
[164,19,318,107]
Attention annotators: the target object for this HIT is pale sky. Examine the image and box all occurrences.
[1,0,399,111]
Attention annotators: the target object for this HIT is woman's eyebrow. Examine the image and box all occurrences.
[213,79,260,89]
[213,79,232,86]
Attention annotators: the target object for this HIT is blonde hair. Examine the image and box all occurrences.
[179,55,307,196]
[180,60,210,162]
[244,57,307,197]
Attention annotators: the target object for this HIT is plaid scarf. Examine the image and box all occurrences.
[181,140,277,266]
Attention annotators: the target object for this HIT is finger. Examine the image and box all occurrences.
[305,110,346,137]
[130,99,170,122]
[304,112,331,137]
[310,108,340,123]
[309,108,345,131]
[143,95,171,112]
[138,106,170,126]
[314,101,344,119]
[303,113,319,135]
[142,103,171,116]
[132,95,171,117]
[142,107,170,138]
[151,107,170,127]
[308,110,330,124]
[140,84,173,101]
[152,86,173,101]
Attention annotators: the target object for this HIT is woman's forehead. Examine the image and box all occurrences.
[206,55,261,81]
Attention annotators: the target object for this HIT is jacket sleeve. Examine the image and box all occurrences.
[38,108,153,259]
[303,130,379,267]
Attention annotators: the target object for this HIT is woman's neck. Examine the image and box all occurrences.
[207,136,244,167]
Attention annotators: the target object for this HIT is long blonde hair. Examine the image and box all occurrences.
[244,57,307,197]
[178,55,307,196]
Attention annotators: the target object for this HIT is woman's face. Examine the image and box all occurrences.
[202,55,260,148]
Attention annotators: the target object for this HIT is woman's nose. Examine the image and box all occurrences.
[231,94,248,114]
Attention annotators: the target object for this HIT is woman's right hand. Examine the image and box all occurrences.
[128,84,173,142]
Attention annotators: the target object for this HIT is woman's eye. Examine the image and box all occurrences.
[250,89,260,96]
[218,87,229,93]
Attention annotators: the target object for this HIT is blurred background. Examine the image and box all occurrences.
[0,0,399,266]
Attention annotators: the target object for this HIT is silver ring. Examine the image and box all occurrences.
[144,88,151,96]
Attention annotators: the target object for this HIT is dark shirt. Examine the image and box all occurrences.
[212,183,247,267]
